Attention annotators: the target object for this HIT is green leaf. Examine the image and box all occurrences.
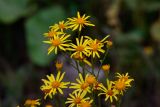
[25,6,67,66]
[0,0,35,23]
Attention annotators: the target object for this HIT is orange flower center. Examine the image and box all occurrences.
[76,18,85,24]
[52,81,60,88]
[115,80,125,90]
[52,39,61,46]
[90,43,98,51]
[48,31,56,37]
[76,46,84,52]
[74,97,82,104]
[81,82,89,90]
[42,89,51,93]
[107,90,113,96]
[80,102,91,107]
[86,75,96,84]
[59,24,65,29]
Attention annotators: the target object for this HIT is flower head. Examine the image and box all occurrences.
[85,74,96,85]
[116,73,134,86]
[24,99,40,107]
[43,34,71,54]
[40,72,70,99]
[50,21,69,32]
[88,39,105,58]
[70,73,91,94]
[68,36,90,58]
[114,73,134,94]
[68,12,95,31]
[65,91,90,107]
[98,79,118,103]
[102,64,110,72]
[56,61,63,71]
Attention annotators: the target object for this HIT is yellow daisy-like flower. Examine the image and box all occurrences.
[68,12,95,31]
[50,21,69,32]
[98,79,118,103]
[43,34,71,54]
[88,39,105,58]
[43,29,63,38]
[65,91,90,107]
[68,36,90,58]
[40,72,70,99]
[113,79,127,95]
[24,99,40,107]
[80,100,93,107]
[70,73,91,94]
[116,73,134,86]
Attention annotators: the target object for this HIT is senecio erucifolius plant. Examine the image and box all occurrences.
[18,11,134,107]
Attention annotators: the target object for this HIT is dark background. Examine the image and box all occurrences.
[0,0,160,107]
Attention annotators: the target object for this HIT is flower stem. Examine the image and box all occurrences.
[96,48,109,79]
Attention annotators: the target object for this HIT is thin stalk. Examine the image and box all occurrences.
[98,95,101,107]
[75,60,81,74]
[96,49,109,79]
[91,89,96,107]
[91,56,95,76]
[78,31,81,38]
[116,97,121,107]
[82,62,85,79]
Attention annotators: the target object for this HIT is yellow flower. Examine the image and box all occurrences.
[106,40,113,48]
[101,64,110,72]
[50,21,69,32]
[68,36,90,58]
[55,61,63,71]
[88,39,105,58]
[116,73,134,86]
[85,74,96,85]
[113,79,127,95]
[70,73,91,94]
[68,12,95,31]
[80,100,93,107]
[98,79,118,103]
[40,72,70,99]
[24,99,40,107]
[43,29,63,38]
[45,104,53,107]
[43,34,71,54]
[65,91,90,107]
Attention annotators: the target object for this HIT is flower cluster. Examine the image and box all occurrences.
[20,12,134,107]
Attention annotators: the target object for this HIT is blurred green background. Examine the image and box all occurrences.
[0,0,160,107]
